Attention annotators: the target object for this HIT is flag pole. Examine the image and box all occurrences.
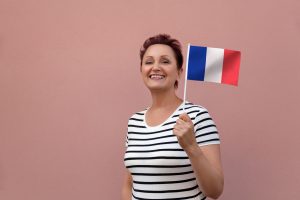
[183,43,191,112]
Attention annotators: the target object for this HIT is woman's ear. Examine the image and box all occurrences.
[178,68,183,78]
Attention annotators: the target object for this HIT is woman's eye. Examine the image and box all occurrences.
[145,61,153,64]
[162,60,170,64]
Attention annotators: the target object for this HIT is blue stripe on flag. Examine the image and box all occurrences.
[187,45,207,81]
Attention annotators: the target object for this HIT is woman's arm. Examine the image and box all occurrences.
[121,168,133,200]
[173,113,224,199]
[185,144,224,199]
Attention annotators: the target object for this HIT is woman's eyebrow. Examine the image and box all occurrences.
[144,56,154,59]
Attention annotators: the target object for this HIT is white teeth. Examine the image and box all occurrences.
[150,75,165,79]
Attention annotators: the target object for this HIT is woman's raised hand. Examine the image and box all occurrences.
[173,113,198,152]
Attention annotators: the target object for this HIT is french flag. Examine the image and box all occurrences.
[187,45,241,86]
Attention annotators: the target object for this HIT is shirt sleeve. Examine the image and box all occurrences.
[125,132,129,148]
[125,121,129,148]
[193,108,220,146]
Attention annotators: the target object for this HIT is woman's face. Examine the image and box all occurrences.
[141,44,182,92]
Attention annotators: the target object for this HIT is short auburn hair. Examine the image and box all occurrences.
[139,34,183,89]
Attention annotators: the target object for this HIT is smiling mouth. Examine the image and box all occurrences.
[149,74,165,80]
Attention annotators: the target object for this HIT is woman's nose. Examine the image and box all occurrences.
[152,61,161,70]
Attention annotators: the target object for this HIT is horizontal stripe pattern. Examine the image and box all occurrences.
[124,101,220,199]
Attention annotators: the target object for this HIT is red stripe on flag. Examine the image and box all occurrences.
[221,49,241,86]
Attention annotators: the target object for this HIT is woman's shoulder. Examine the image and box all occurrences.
[127,108,147,122]
[183,101,208,113]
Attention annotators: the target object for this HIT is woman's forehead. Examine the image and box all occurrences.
[144,44,175,58]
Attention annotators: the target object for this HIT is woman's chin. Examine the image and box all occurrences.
[146,85,173,92]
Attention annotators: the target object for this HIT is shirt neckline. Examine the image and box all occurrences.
[143,101,186,129]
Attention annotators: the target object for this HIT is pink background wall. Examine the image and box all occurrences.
[0,0,299,199]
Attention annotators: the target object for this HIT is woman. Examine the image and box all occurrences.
[122,34,224,200]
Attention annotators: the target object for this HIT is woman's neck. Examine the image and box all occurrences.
[149,89,183,109]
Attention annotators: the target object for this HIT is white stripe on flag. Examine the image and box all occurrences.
[204,47,224,83]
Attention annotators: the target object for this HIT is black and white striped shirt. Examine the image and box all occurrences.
[124,101,220,200]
